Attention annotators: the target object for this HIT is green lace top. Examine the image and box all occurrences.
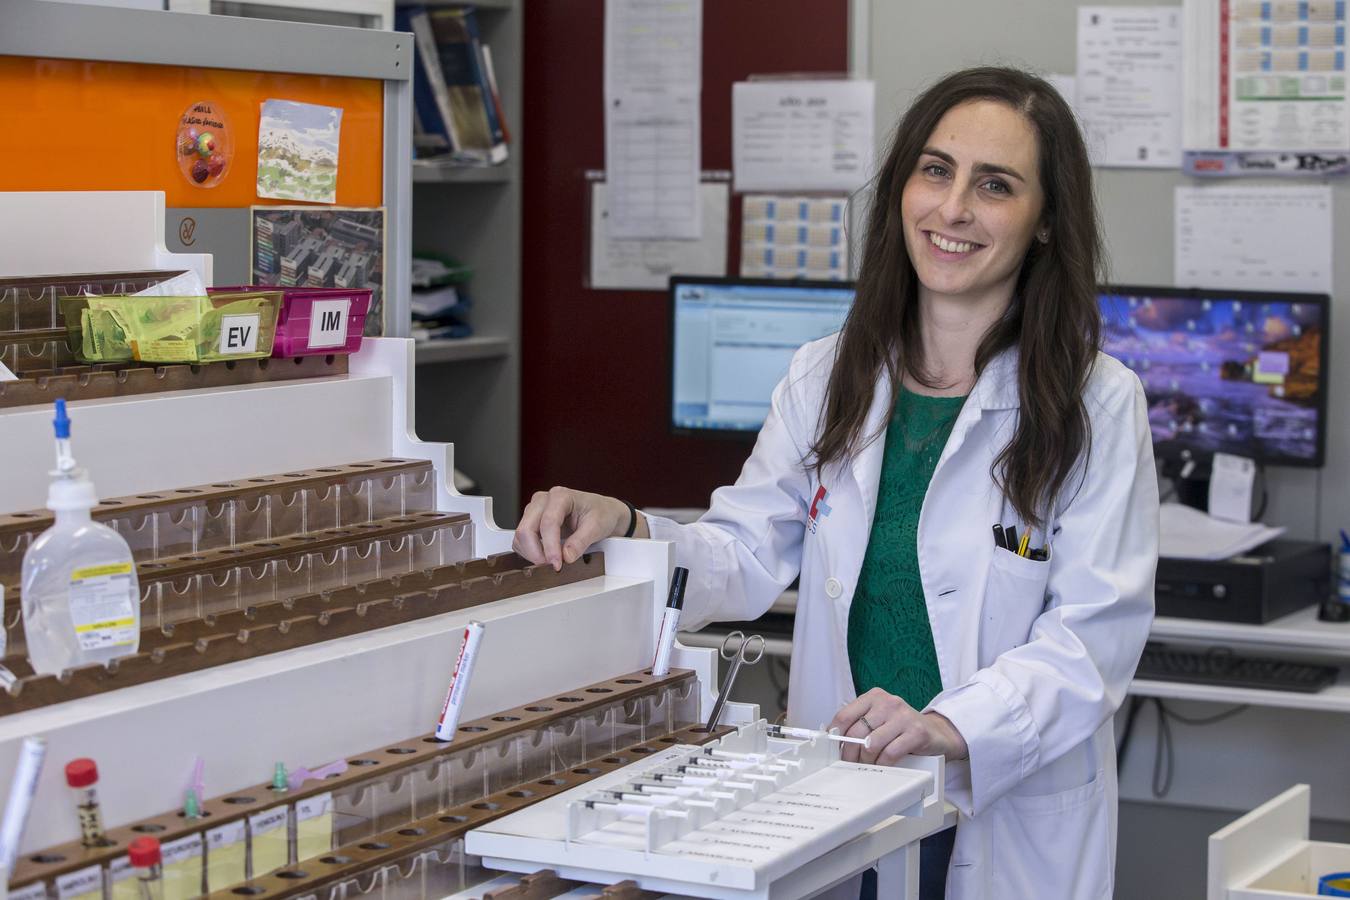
[847,387,967,709]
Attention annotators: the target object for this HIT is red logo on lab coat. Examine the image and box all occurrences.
[807,485,832,534]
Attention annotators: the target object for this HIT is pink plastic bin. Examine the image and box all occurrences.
[208,286,371,357]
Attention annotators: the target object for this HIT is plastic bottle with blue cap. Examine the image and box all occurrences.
[20,399,141,675]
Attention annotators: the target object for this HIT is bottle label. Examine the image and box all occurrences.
[68,561,138,651]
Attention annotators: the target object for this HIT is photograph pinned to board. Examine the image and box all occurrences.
[741,195,849,281]
[249,206,385,334]
[588,173,729,291]
[257,99,343,204]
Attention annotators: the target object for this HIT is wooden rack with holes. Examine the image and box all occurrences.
[2,510,475,666]
[458,872,661,900]
[0,270,359,408]
[0,355,352,410]
[213,724,727,900]
[6,668,716,895]
[486,874,663,900]
[0,458,434,591]
[0,458,437,569]
[0,551,607,716]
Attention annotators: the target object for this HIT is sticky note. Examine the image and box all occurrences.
[108,856,138,900]
[161,832,204,900]
[295,792,334,861]
[206,820,248,891]
[248,805,291,876]
[55,865,101,900]
[11,882,50,900]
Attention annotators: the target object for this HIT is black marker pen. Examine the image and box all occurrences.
[651,567,689,676]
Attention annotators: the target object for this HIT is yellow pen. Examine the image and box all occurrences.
[1017,531,1030,557]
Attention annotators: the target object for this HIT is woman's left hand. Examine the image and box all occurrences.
[827,688,970,765]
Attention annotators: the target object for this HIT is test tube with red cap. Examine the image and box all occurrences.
[128,836,164,900]
[64,758,106,847]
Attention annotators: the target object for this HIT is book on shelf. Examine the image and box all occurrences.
[397,6,452,154]
[401,4,509,166]
[481,44,511,146]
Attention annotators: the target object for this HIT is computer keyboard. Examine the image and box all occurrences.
[1135,643,1339,693]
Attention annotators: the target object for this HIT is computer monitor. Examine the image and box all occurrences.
[1098,285,1329,468]
[670,276,855,436]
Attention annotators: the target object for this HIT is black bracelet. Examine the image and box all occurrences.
[622,500,637,538]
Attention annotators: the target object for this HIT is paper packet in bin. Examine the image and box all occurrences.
[62,291,282,364]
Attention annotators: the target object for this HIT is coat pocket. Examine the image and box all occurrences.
[977,547,1051,668]
[985,769,1111,900]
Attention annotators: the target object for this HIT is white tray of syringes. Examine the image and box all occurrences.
[465,720,938,897]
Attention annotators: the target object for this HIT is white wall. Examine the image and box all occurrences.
[854,0,1344,544]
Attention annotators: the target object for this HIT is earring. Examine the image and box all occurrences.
[1037,230,1050,244]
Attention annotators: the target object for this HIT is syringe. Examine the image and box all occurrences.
[767,723,873,749]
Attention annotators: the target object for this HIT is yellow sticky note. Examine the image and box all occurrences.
[55,864,101,900]
[108,856,138,900]
[295,792,334,861]
[207,820,249,891]
[161,833,204,900]
[248,806,291,876]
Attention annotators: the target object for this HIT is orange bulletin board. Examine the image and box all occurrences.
[0,57,383,208]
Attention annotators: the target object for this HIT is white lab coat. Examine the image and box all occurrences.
[646,335,1158,900]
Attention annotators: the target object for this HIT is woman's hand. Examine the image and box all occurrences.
[513,487,647,571]
[828,688,969,765]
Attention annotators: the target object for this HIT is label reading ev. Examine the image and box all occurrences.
[219,314,261,355]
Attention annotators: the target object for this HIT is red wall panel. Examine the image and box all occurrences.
[520,1,850,511]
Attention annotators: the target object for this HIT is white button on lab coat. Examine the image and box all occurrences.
[646,336,1159,900]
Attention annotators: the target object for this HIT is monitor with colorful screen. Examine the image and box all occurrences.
[1098,286,1329,467]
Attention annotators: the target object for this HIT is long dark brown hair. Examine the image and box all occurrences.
[810,67,1103,530]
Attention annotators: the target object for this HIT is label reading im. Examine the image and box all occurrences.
[307,299,351,349]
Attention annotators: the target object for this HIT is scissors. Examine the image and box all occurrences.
[704,630,766,731]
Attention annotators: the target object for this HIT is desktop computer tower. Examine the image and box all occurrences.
[1155,539,1332,624]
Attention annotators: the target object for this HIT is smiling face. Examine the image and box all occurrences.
[900,100,1047,310]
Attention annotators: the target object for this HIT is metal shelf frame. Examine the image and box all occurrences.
[0,0,414,337]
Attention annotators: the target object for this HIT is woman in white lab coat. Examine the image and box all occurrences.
[514,67,1159,900]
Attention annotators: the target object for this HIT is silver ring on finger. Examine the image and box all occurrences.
[860,715,875,733]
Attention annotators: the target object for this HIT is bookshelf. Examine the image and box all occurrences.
[415,334,511,362]
[406,0,522,523]
[412,158,517,183]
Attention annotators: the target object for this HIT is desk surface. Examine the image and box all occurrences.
[1151,605,1350,656]
[736,590,1350,712]
[772,590,1350,654]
